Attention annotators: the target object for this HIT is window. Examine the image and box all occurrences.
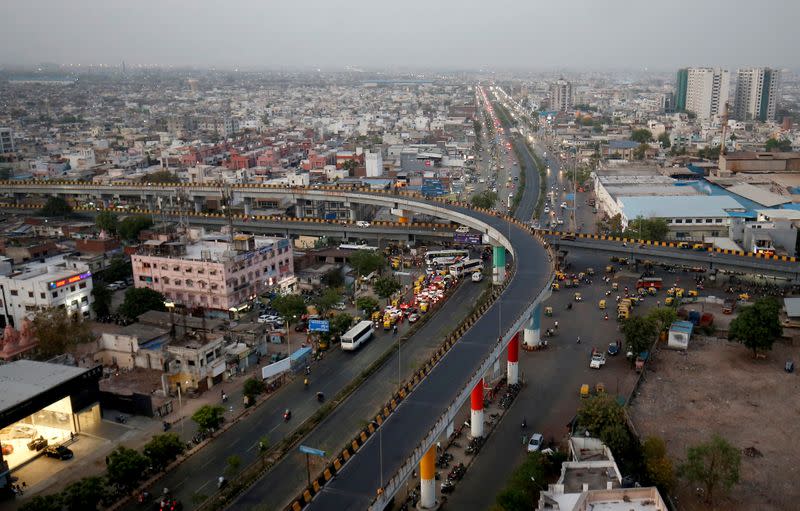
[163,277,170,285]
[28,291,33,298]
[79,282,87,289]
[695,219,703,224]
[70,286,75,292]
[174,280,182,286]
[684,219,692,224]
[675,219,683,224]
[715,219,723,223]
[40,293,45,299]
[185,267,192,274]
[81,296,88,303]
[705,219,713,224]
[186,280,194,288]
[10,290,17,296]
[188,360,195,366]
[52,291,58,298]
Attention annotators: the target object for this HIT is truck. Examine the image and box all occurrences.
[722,298,736,315]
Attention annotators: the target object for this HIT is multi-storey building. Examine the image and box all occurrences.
[0,128,13,154]
[674,68,688,111]
[549,79,573,112]
[131,234,294,312]
[0,256,94,329]
[684,67,730,120]
[734,67,780,122]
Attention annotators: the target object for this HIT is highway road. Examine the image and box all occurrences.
[117,280,480,510]
[309,92,551,510]
[233,277,488,509]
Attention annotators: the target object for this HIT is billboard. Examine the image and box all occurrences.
[308,320,330,332]
[454,233,482,245]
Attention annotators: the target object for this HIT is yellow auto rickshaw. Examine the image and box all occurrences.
[551,282,560,291]
[675,288,685,298]
[595,382,606,394]
[665,297,674,306]
[612,282,619,291]
[667,287,676,296]
[574,292,582,302]
[688,290,699,297]
[598,299,606,310]
[677,242,690,249]
[544,306,553,317]
[648,286,657,295]
[580,384,590,398]
[739,293,750,301]
[605,265,614,274]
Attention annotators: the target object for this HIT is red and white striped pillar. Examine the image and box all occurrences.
[419,444,437,508]
[470,378,484,438]
[507,332,520,385]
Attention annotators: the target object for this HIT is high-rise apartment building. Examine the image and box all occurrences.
[674,69,688,111]
[684,68,730,120]
[549,79,573,112]
[733,67,780,122]
[0,128,14,154]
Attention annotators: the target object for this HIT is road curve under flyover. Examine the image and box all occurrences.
[307,201,552,509]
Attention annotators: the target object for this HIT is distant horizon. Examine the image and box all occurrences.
[1,0,797,72]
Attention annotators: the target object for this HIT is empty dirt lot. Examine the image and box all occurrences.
[630,335,800,511]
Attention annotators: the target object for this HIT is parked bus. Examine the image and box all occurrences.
[449,258,484,277]
[339,244,379,252]
[424,249,469,267]
[636,277,663,290]
[340,321,375,351]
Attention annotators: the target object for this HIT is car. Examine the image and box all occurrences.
[607,343,620,356]
[113,280,127,289]
[257,314,280,324]
[355,221,371,228]
[527,433,544,452]
[44,445,73,460]
[408,313,420,323]
[455,226,470,234]
[471,272,483,283]
[27,436,48,451]
[332,302,347,311]
[544,206,550,214]
[590,353,606,369]
[107,283,120,291]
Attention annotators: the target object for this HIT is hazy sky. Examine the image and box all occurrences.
[1,0,797,70]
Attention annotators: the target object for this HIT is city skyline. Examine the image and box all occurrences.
[1,0,798,70]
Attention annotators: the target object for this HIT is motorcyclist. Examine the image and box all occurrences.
[521,417,527,429]
[576,336,581,344]
[303,377,309,388]
[554,320,558,329]
[284,409,291,421]
[316,391,325,402]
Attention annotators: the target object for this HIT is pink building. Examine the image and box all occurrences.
[131,234,294,312]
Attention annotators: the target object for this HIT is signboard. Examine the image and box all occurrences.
[48,272,91,290]
[308,320,330,333]
[299,445,326,457]
[261,357,291,380]
[454,233,481,245]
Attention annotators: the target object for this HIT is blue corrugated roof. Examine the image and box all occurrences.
[670,320,694,334]
[609,140,639,150]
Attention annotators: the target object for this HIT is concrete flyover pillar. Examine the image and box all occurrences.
[419,444,437,509]
[193,197,204,213]
[507,332,520,385]
[492,246,506,284]
[243,197,252,216]
[349,206,357,221]
[523,303,542,348]
[470,378,484,438]
[390,207,409,223]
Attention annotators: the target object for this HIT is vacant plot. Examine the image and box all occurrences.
[630,336,800,511]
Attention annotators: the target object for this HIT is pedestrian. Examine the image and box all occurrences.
[522,434,527,446]
[554,320,558,329]
[105,456,109,466]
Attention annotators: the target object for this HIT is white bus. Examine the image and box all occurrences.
[449,258,484,277]
[339,244,379,252]
[340,321,375,351]
[424,249,469,267]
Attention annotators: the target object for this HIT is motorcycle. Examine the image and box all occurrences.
[115,415,127,424]
[316,392,325,402]
[441,479,455,494]
[283,409,292,422]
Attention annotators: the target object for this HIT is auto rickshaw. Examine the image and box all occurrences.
[551,282,560,291]
[572,278,580,287]
[617,308,630,320]
[605,265,614,274]
[611,282,619,291]
[574,292,582,302]
[739,293,750,301]
[677,242,690,249]
[598,299,606,310]
[688,290,699,297]
[665,297,674,306]
[638,287,647,296]
[544,306,553,317]
[586,268,595,276]
[580,384,590,398]
[648,286,657,295]
[595,382,606,394]
[675,288,685,298]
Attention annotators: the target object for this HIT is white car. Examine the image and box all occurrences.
[590,353,606,369]
[107,283,120,291]
[355,221,371,228]
[455,226,470,234]
[544,206,550,214]
[471,272,484,283]
[527,433,544,452]
[258,314,281,324]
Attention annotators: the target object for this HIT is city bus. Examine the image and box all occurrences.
[449,258,484,277]
[424,249,469,267]
[636,277,663,290]
[339,244,379,251]
[340,321,375,351]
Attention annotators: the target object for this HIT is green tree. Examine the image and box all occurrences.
[106,446,150,491]
[348,250,385,277]
[329,312,354,337]
[631,128,654,143]
[577,394,632,456]
[315,288,341,313]
[634,143,650,160]
[625,216,669,242]
[647,307,678,335]
[95,210,119,235]
[657,132,671,148]
[642,436,675,492]
[38,196,73,217]
[225,455,242,478]
[118,215,153,241]
[728,297,782,358]
[697,145,721,160]
[341,159,358,172]
[470,190,498,209]
[32,307,96,359]
[103,256,132,282]
[19,494,63,511]
[61,476,108,511]
[680,434,741,504]
[321,268,344,288]
[271,294,307,324]
[356,296,379,314]
[622,315,657,359]
[143,433,185,471]
[118,287,166,320]
[374,276,402,301]
[91,283,112,318]
[765,137,792,152]
[494,452,549,511]
[144,170,181,183]
[192,405,226,433]
[243,377,266,403]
